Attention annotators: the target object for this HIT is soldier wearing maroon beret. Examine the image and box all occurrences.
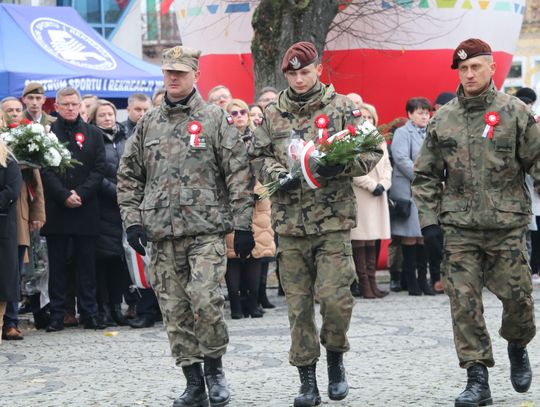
[413,38,539,406]
[249,41,382,406]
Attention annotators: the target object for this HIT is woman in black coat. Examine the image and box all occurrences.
[0,141,23,342]
[90,100,129,326]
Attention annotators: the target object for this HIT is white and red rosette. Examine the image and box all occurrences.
[314,114,329,144]
[75,132,85,149]
[482,111,500,140]
[187,121,202,147]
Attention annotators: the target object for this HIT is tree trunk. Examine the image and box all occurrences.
[251,0,340,100]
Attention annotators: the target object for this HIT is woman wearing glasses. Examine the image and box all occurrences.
[224,99,276,319]
[89,99,130,327]
[226,99,254,144]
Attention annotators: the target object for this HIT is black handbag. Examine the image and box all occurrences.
[388,197,412,218]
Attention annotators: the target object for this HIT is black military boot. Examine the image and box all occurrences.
[203,356,230,407]
[173,363,209,407]
[508,342,532,393]
[327,350,349,400]
[294,365,321,407]
[454,363,493,407]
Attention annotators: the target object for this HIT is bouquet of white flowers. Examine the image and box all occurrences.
[0,122,80,171]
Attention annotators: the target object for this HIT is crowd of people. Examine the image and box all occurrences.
[0,37,539,407]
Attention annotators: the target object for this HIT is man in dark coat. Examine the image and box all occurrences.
[40,86,106,331]
[122,93,151,137]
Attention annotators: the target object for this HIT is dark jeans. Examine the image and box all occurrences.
[47,235,98,321]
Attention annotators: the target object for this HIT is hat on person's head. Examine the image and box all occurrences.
[434,92,456,106]
[22,82,45,97]
[281,41,318,73]
[515,87,537,104]
[161,46,202,72]
[451,38,492,69]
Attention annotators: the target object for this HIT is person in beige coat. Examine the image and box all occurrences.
[225,180,276,319]
[350,103,392,299]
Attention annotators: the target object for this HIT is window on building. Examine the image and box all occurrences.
[57,0,131,38]
[508,61,523,79]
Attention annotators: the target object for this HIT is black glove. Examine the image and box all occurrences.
[422,224,443,259]
[316,163,345,178]
[234,230,255,259]
[126,225,148,256]
[278,173,301,191]
[372,184,385,196]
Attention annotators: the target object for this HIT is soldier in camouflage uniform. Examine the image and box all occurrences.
[117,46,254,407]
[413,38,540,407]
[249,42,382,407]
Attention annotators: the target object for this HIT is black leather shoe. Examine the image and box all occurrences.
[294,365,321,407]
[83,316,107,330]
[128,315,155,329]
[46,319,64,332]
[508,343,532,393]
[111,304,128,326]
[204,356,230,407]
[418,279,435,296]
[389,271,402,292]
[34,309,51,330]
[455,364,492,407]
[327,351,348,400]
[350,281,362,297]
[173,363,209,407]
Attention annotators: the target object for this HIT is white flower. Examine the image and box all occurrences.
[30,123,45,135]
[28,143,39,152]
[44,148,62,167]
[47,131,58,143]
[359,120,377,135]
[60,148,71,159]
[0,132,12,142]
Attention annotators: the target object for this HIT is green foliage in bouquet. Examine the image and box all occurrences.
[317,123,385,166]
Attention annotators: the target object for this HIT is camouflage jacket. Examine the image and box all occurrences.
[413,82,540,230]
[249,82,382,236]
[117,91,253,241]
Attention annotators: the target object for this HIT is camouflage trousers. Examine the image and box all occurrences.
[278,230,356,367]
[442,225,536,368]
[149,235,229,367]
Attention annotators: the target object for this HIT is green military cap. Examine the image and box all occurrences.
[161,46,202,72]
[22,82,45,97]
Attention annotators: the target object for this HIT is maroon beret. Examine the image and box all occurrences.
[281,41,319,73]
[451,38,492,69]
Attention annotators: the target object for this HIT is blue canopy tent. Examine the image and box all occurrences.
[0,4,163,100]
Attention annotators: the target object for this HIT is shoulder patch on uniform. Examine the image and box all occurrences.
[352,109,361,118]
[226,116,234,125]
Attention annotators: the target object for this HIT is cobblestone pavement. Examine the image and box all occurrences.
[1,278,540,407]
